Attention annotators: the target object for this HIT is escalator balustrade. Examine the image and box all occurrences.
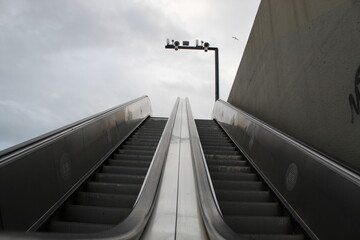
[39,117,167,234]
[195,119,305,239]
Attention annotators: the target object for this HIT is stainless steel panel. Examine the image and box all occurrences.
[176,99,207,240]
[212,100,360,240]
[141,99,183,239]
[141,99,207,240]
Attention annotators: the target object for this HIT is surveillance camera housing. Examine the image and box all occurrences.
[174,41,180,51]
[204,42,210,52]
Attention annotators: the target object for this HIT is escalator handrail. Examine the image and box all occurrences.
[0,95,150,164]
[0,98,180,240]
[100,97,181,239]
[185,98,247,240]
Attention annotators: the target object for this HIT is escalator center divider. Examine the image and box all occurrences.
[38,117,167,234]
[195,119,307,239]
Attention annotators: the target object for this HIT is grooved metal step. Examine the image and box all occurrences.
[215,190,272,202]
[224,216,292,234]
[195,119,304,239]
[86,182,141,194]
[39,117,167,233]
[219,202,280,216]
[208,165,252,173]
[75,192,137,208]
[63,205,131,224]
[207,159,248,166]
[212,180,264,191]
[112,154,153,161]
[108,159,151,168]
[101,166,148,175]
[95,173,145,184]
[210,172,257,181]
[48,221,114,233]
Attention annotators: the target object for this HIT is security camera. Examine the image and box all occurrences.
[174,41,180,51]
[204,42,210,52]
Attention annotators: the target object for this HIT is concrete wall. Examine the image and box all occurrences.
[228,0,360,172]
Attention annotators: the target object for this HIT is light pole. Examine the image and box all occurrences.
[165,40,219,101]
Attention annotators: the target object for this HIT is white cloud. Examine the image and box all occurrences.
[0,0,260,150]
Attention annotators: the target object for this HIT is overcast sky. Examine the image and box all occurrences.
[0,0,260,151]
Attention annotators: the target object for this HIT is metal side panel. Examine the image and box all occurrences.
[141,98,207,240]
[0,96,151,231]
[212,100,360,240]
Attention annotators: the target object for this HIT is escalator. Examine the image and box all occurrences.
[195,119,305,239]
[39,117,167,233]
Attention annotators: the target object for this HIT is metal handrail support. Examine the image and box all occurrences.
[141,98,207,239]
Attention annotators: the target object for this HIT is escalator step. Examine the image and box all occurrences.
[203,150,240,155]
[86,182,141,195]
[200,139,232,144]
[95,173,145,184]
[128,137,159,142]
[207,159,248,167]
[215,190,272,202]
[200,142,235,147]
[120,145,157,151]
[108,159,151,168]
[210,172,257,181]
[219,202,280,216]
[202,146,237,151]
[129,135,161,139]
[208,165,252,173]
[48,220,114,233]
[199,136,230,141]
[63,204,131,225]
[224,216,292,234]
[213,180,263,191]
[76,192,137,208]
[112,154,153,161]
[238,234,304,240]
[101,166,148,175]
[134,130,163,134]
[205,154,243,160]
[117,149,155,155]
[124,141,158,146]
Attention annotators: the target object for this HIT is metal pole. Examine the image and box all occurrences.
[214,48,219,101]
[165,44,220,102]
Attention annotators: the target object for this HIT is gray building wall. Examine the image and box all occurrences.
[228,0,360,172]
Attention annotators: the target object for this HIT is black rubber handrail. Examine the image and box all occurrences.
[185,98,244,240]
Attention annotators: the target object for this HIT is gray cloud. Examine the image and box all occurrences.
[0,0,260,150]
